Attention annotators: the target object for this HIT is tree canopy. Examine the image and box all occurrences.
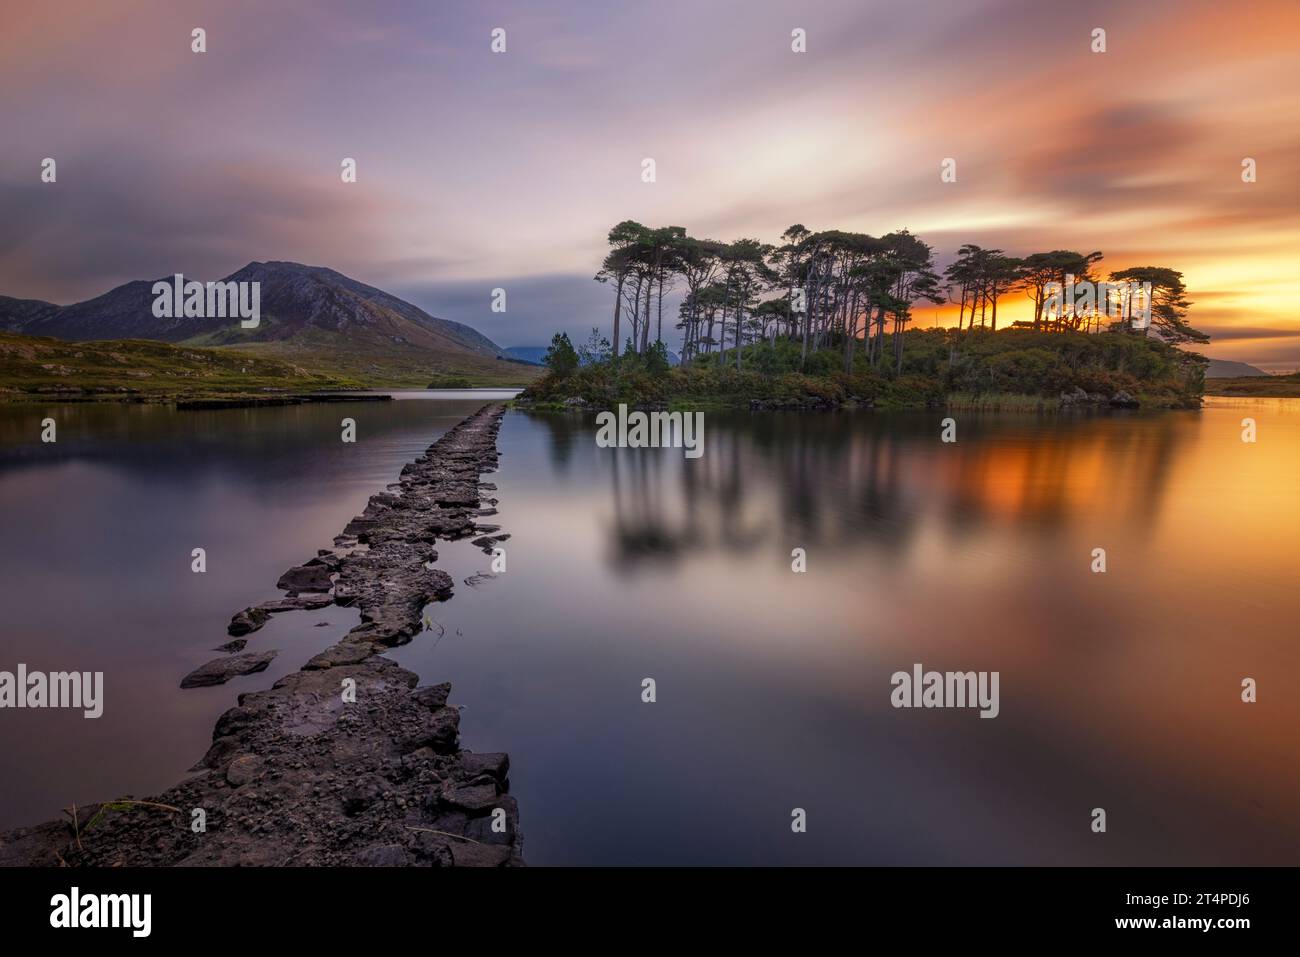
[589,222,1207,377]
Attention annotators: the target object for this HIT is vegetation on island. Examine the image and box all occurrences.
[520,221,1210,410]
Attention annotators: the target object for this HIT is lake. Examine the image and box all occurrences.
[1,394,1296,865]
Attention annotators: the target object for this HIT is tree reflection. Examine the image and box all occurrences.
[587,410,1190,570]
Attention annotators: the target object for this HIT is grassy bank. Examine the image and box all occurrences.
[520,328,1206,411]
[192,332,541,389]
[1205,373,1300,398]
[0,331,537,403]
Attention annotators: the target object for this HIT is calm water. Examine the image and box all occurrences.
[1,394,1297,865]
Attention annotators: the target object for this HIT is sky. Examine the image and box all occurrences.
[2,0,1298,368]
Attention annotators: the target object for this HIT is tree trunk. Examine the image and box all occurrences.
[630,274,644,353]
[894,315,905,376]
[656,270,664,345]
[641,275,652,354]
[612,272,625,357]
[738,283,748,369]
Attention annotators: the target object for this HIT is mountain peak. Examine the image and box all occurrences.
[0,264,502,359]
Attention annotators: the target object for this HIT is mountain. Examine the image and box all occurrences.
[1205,358,1267,378]
[0,295,61,330]
[6,262,500,355]
[0,262,538,387]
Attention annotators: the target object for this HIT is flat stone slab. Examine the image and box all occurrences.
[180,650,278,689]
[276,564,335,593]
[303,642,375,670]
[258,593,333,613]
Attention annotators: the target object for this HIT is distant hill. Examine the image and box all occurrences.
[502,346,547,366]
[0,295,60,329]
[0,262,538,388]
[1205,358,1267,378]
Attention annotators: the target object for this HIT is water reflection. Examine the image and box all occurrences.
[2,397,1297,864]
[542,409,1201,568]
[500,402,1300,864]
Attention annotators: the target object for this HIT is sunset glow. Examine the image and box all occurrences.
[2,0,1298,366]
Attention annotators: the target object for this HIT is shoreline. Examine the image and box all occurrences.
[0,404,524,867]
[512,388,1195,414]
[0,391,394,409]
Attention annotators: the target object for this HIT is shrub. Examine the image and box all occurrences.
[543,332,579,376]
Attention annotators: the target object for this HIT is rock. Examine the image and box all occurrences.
[276,564,334,593]
[10,657,523,865]
[225,754,263,787]
[258,593,333,612]
[214,638,248,654]
[1110,390,1140,409]
[400,707,460,753]
[411,683,452,710]
[449,841,513,867]
[228,606,270,637]
[341,774,387,815]
[342,517,380,539]
[443,782,499,813]
[303,642,375,670]
[428,482,481,507]
[459,752,509,782]
[356,844,412,866]
[180,650,278,689]
[401,746,438,771]
[464,571,497,588]
[471,534,510,553]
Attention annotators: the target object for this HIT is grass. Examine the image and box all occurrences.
[0,330,538,402]
[201,334,541,389]
[1205,374,1300,398]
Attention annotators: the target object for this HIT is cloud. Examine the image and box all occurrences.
[393,272,618,349]
[0,150,408,302]
[1,0,1298,361]
[1197,326,1300,342]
